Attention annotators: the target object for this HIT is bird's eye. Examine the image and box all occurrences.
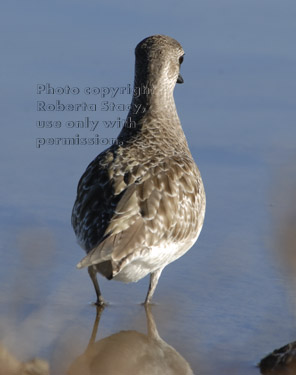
[179,55,184,64]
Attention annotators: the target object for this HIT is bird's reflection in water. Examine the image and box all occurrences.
[68,305,194,375]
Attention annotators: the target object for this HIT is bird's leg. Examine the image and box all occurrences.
[88,266,105,306]
[144,268,163,305]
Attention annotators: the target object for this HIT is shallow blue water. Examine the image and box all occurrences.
[1,1,296,374]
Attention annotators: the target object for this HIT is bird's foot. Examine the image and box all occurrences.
[141,299,158,307]
[95,297,106,307]
[89,296,106,307]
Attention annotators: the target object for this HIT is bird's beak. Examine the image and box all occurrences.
[177,73,184,84]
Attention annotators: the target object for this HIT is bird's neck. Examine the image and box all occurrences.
[118,81,190,153]
[131,77,176,110]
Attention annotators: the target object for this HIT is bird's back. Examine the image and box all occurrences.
[72,130,205,281]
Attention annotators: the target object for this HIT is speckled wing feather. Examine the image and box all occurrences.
[74,152,204,274]
[71,149,121,253]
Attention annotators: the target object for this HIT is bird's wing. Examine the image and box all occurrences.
[75,154,204,272]
[71,149,120,252]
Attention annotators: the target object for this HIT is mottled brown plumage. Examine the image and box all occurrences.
[71,35,206,305]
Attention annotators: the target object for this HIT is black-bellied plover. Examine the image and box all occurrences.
[72,35,206,305]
